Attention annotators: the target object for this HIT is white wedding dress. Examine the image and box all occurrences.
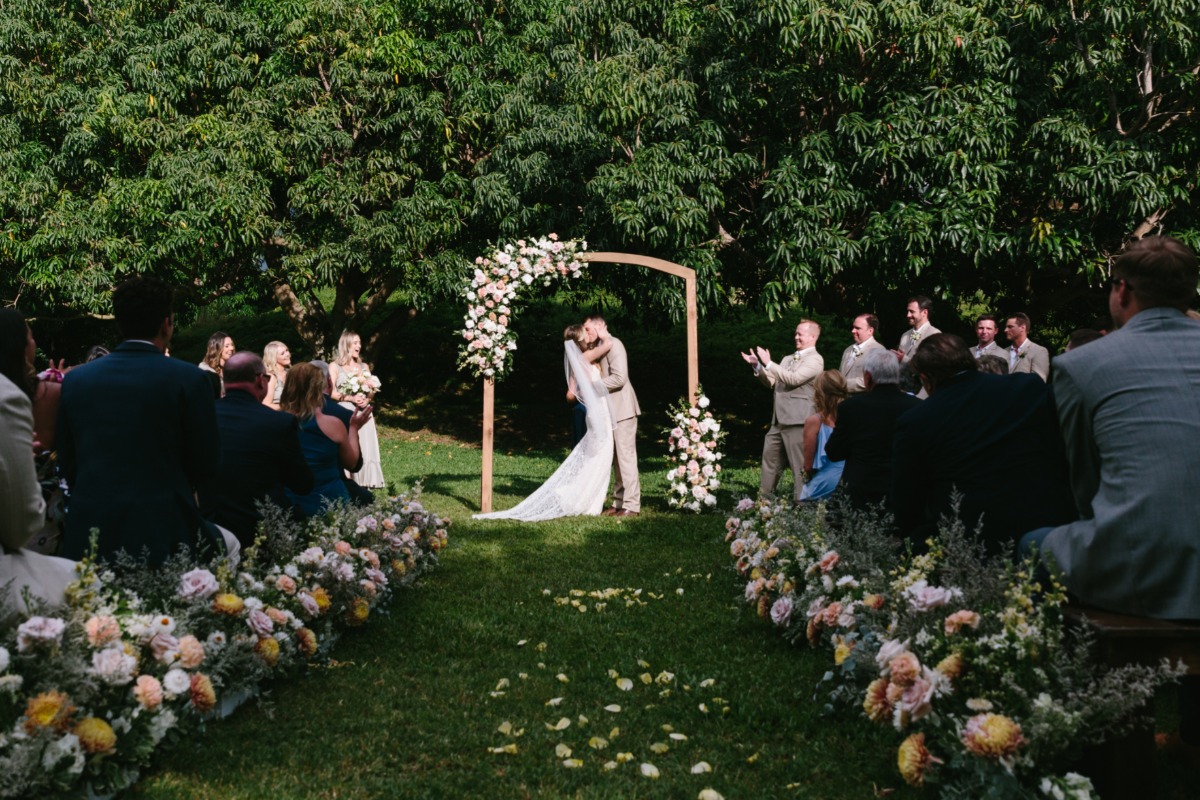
[474,341,613,521]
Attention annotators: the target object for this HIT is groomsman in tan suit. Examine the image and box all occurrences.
[892,295,941,363]
[1004,313,1051,381]
[585,315,642,517]
[971,314,1005,359]
[838,314,886,393]
[741,320,824,503]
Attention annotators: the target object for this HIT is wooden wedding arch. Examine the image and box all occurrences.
[479,251,698,513]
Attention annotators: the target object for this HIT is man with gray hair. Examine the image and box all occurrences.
[824,348,922,510]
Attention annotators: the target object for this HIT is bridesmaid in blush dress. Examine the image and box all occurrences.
[329,330,384,489]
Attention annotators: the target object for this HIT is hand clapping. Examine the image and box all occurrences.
[739,349,760,366]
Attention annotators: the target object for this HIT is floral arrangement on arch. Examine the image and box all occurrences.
[458,234,588,380]
[664,390,725,512]
[0,488,447,799]
[724,497,1182,798]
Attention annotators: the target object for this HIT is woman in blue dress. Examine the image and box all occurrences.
[279,363,371,517]
[799,370,849,503]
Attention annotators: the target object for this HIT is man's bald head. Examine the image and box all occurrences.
[223,352,268,400]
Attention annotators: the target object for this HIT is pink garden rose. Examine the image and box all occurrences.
[246,609,274,637]
[84,615,122,648]
[134,675,164,710]
[945,609,982,634]
[177,635,206,669]
[17,616,66,652]
[818,551,840,573]
[178,568,219,601]
[275,575,297,595]
[770,596,794,627]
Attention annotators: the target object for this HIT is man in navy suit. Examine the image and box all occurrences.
[824,349,922,510]
[57,277,235,565]
[891,334,1076,555]
[198,352,313,548]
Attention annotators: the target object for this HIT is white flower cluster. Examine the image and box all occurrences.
[458,235,587,379]
[335,368,382,398]
[665,393,725,512]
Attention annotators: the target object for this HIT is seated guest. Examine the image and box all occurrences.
[198,352,314,548]
[279,363,372,516]
[798,371,848,502]
[825,349,921,510]
[1,327,76,612]
[57,277,238,565]
[891,334,1076,555]
[261,341,292,410]
[976,354,1009,375]
[1028,236,1200,619]
[311,359,374,505]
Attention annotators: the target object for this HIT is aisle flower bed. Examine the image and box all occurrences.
[0,488,447,799]
[725,497,1181,798]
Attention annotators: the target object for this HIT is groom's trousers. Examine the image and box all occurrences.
[612,416,640,512]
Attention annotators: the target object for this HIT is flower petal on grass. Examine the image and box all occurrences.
[604,704,622,713]
[488,743,519,755]
[555,743,572,758]
[495,678,510,690]
[639,673,653,685]
[562,758,583,768]
[556,673,570,683]
[602,760,619,771]
[640,763,660,779]
[607,669,619,679]
[670,733,688,741]
[698,790,724,800]
[588,736,608,750]
[616,677,633,691]
[545,717,571,731]
[691,761,712,774]
[616,752,635,763]
[546,697,564,707]
[699,678,715,688]
[637,658,651,668]
[650,742,670,754]
[536,642,547,651]
[517,639,528,646]
[661,724,674,732]
[699,703,709,714]
[497,721,512,735]
[655,671,675,685]
[578,714,589,725]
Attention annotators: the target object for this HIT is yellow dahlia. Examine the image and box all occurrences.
[863,678,892,723]
[834,642,854,666]
[756,593,771,619]
[936,652,965,682]
[296,627,318,657]
[74,717,117,755]
[311,587,331,612]
[898,732,938,786]
[391,559,408,577]
[212,593,245,615]
[254,636,281,667]
[346,597,370,626]
[962,713,1024,758]
[190,673,217,713]
[24,691,75,734]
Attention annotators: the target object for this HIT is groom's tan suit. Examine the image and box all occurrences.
[600,337,641,512]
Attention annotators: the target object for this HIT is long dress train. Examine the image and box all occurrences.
[474,341,613,521]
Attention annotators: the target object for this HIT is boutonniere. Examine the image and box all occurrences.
[911,331,922,344]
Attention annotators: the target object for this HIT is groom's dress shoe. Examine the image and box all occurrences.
[602,507,620,516]
[615,510,639,518]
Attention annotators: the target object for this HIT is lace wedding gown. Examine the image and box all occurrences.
[474,341,613,521]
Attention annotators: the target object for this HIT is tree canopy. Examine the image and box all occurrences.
[2,0,1197,352]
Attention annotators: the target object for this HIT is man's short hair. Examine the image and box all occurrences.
[584,312,606,325]
[907,295,933,313]
[112,276,175,341]
[223,352,265,384]
[977,354,1009,375]
[910,333,977,388]
[799,318,821,336]
[862,348,900,385]
[1066,328,1103,350]
[1007,312,1032,334]
[1111,235,1199,310]
[858,313,879,333]
[975,313,998,327]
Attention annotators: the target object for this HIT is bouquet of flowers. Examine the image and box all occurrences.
[458,234,588,380]
[336,367,381,399]
[664,390,725,512]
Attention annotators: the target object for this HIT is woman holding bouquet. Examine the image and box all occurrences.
[329,330,384,488]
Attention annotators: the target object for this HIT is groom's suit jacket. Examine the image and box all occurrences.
[600,337,640,422]
[1043,308,1200,619]
[756,348,824,426]
[57,341,225,564]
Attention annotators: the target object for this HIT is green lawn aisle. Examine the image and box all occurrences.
[129,433,916,799]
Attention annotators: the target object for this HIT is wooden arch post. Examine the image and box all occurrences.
[479,252,698,513]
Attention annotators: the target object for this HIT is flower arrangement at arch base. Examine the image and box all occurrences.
[725,495,1182,798]
[664,389,725,512]
[0,487,447,799]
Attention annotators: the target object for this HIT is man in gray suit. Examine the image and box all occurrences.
[742,320,824,504]
[838,314,886,393]
[1004,313,1051,381]
[585,315,642,518]
[1027,236,1200,619]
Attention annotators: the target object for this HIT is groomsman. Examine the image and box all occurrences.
[838,314,886,393]
[1004,313,1051,380]
[586,315,642,518]
[891,296,941,364]
[972,314,1005,359]
[742,320,824,504]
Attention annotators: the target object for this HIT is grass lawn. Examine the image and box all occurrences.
[130,428,921,799]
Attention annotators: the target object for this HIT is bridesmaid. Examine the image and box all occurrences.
[198,331,234,397]
[329,330,384,488]
[799,370,849,502]
[261,341,292,410]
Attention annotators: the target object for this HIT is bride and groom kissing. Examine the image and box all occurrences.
[475,314,640,521]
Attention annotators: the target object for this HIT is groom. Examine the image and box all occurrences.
[584,314,641,517]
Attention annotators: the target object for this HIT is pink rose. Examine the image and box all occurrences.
[134,675,164,710]
[298,592,319,616]
[888,652,921,687]
[247,609,274,637]
[85,615,122,648]
[770,596,794,627]
[150,632,180,663]
[178,568,219,601]
[177,635,206,669]
[16,616,66,652]
[276,575,297,595]
[821,601,843,627]
[818,551,840,573]
[334,541,353,556]
[945,609,982,635]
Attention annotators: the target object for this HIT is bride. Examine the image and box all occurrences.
[474,326,614,521]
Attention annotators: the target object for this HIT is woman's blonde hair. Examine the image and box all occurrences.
[563,324,587,348]
[813,370,849,422]
[263,341,288,374]
[279,362,325,420]
[335,330,361,366]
